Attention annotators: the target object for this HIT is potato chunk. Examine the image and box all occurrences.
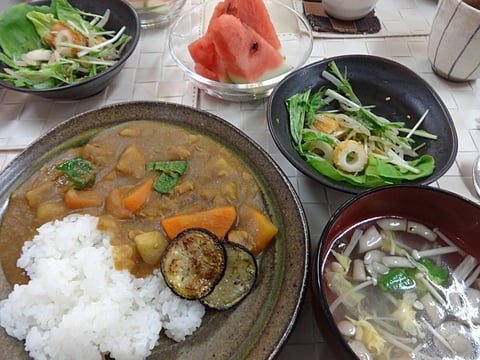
[134,231,168,265]
[116,144,146,178]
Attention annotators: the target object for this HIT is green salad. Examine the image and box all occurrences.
[0,0,132,89]
[286,61,437,188]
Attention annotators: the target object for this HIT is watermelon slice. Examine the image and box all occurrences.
[208,14,289,83]
[188,34,228,82]
[206,1,227,32]
[188,0,288,83]
[220,0,282,51]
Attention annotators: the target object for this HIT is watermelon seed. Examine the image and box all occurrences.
[252,42,258,52]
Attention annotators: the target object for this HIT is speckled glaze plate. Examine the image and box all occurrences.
[0,102,310,359]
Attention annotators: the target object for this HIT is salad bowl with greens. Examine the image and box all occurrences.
[0,0,140,100]
[267,55,458,194]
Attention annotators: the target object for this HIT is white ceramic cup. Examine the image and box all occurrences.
[427,0,480,82]
[322,0,379,21]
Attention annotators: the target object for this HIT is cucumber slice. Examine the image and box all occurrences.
[201,241,257,310]
[160,228,226,300]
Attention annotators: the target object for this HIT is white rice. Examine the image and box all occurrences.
[0,214,205,360]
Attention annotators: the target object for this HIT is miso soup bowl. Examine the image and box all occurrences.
[312,185,480,359]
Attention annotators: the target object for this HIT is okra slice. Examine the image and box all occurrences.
[160,228,226,300]
[201,241,257,310]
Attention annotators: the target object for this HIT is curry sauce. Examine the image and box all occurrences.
[0,121,273,285]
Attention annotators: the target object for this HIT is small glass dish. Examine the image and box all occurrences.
[127,0,186,28]
[168,0,313,102]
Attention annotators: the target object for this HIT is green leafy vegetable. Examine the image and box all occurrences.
[153,173,180,193]
[325,60,361,104]
[146,160,188,174]
[0,4,51,59]
[146,160,188,193]
[56,156,95,190]
[379,268,416,292]
[408,258,448,286]
[26,12,58,39]
[285,88,330,151]
[379,258,447,293]
[285,61,437,188]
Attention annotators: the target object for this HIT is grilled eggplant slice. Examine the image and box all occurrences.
[201,241,257,310]
[160,228,226,300]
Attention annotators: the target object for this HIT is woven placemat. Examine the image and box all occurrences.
[303,1,381,35]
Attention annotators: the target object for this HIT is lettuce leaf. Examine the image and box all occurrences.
[54,0,89,27]
[26,12,58,40]
[307,155,435,188]
[0,3,52,59]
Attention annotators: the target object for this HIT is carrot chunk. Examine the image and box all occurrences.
[121,178,155,213]
[161,206,237,240]
[106,188,133,220]
[64,188,103,209]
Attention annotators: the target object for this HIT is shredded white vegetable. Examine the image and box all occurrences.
[406,109,430,139]
[329,279,375,313]
[76,26,126,57]
[420,318,455,355]
[343,228,363,258]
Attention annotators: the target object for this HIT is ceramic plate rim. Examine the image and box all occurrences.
[0,101,310,359]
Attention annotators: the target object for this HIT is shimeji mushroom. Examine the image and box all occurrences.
[433,321,476,359]
[420,293,446,327]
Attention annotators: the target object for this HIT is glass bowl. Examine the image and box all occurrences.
[168,0,313,102]
[127,0,187,28]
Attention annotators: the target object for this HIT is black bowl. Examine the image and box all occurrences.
[0,0,140,100]
[267,55,458,194]
[312,185,480,359]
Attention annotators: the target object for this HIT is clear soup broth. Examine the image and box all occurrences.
[323,217,480,360]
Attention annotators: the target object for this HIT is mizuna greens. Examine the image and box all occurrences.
[285,61,437,188]
[0,0,131,89]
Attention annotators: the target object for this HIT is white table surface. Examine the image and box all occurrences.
[1,0,480,359]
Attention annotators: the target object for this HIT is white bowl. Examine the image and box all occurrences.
[322,0,379,21]
[168,0,313,102]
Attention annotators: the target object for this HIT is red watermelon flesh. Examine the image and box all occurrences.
[206,0,282,51]
[208,14,289,83]
[222,0,282,51]
[206,1,227,32]
[187,33,229,82]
